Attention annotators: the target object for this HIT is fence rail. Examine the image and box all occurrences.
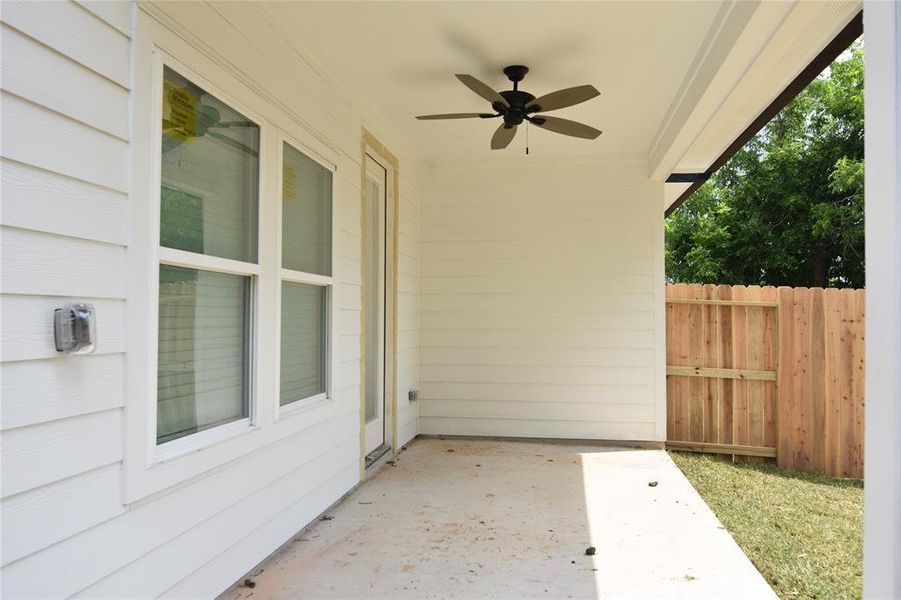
[665,283,865,479]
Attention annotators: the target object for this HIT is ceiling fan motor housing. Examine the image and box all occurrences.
[497,90,536,126]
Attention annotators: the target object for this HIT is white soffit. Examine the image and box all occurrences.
[661,0,861,211]
[665,183,692,210]
[267,1,728,166]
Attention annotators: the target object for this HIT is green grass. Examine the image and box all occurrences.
[669,452,863,599]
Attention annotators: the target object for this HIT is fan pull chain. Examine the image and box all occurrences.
[526,121,530,155]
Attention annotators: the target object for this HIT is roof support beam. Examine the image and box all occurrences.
[863,2,901,597]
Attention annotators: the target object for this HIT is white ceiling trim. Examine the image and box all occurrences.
[658,0,861,211]
[646,1,755,170]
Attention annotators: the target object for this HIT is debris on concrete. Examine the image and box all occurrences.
[585,546,596,556]
[229,439,777,600]
[446,448,455,453]
[243,578,256,589]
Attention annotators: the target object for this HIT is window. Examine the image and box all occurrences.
[278,142,333,408]
[125,25,341,502]
[157,65,260,445]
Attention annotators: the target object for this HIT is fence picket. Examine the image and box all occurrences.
[666,283,865,478]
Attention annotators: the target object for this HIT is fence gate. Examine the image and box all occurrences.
[665,283,866,478]
[666,284,779,459]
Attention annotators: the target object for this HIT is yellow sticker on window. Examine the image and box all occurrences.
[283,164,299,203]
[163,80,197,143]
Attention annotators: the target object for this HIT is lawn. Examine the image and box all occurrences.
[669,452,864,600]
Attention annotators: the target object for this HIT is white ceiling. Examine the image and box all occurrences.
[275,1,727,165]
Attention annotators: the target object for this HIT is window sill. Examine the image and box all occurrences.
[154,417,255,465]
[277,393,338,426]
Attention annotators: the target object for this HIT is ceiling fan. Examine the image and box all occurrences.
[416,65,602,150]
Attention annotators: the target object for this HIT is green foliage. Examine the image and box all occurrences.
[666,41,864,288]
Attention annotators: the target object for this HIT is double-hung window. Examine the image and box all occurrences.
[277,141,333,411]
[157,66,260,446]
[153,64,335,453]
[124,20,340,501]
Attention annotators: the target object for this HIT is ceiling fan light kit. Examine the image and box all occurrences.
[416,65,602,150]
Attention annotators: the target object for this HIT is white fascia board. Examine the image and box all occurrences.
[653,0,861,189]
[649,0,764,182]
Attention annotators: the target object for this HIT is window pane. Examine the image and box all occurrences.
[160,66,259,263]
[282,143,332,275]
[280,282,327,406]
[157,265,250,444]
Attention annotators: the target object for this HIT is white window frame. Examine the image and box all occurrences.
[151,55,264,462]
[274,131,338,420]
[124,10,341,503]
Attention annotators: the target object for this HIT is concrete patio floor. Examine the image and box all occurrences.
[229,438,776,599]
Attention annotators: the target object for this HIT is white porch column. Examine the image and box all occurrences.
[863,2,901,598]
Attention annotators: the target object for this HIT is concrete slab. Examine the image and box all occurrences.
[229,438,776,599]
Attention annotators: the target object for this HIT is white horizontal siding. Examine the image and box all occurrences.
[2,412,358,599]
[0,3,133,593]
[1,226,126,298]
[0,354,125,430]
[1,1,421,597]
[158,462,358,599]
[0,92,128,192]
[0,464,124,566]
[421,382,656,404]
[0,24,129,138]
[419,399,656,422]
[422,328,656,349]
[76,435,359,598]
[421,347,655,368]
[419,163,662,441]
[1,0,130,88]
[0,295,124,362]
[1,159,128,245]
[419,416,657,440]
[395,172,420,447]
[0,409,123,499]
[75,1,133,37]
[422,364,654,386]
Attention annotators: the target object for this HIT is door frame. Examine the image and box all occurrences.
[359,129,399,476]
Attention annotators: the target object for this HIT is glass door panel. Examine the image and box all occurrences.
[363,155,386,454]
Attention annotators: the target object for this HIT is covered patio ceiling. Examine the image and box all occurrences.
[264,1,721,163]
[262,0,860,192]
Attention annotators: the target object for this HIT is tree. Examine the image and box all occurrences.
[666,41,864,288]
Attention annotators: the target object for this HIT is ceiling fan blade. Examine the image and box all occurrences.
[530,115,602,140]
[456,74,508,108]
[527,85,600,113]
[490,124,517,150]
[416,113,495,120]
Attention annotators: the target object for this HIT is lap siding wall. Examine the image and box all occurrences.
[0,2,421,597]
[419,162,666,442]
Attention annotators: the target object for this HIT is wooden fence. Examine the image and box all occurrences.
[665,283,865,479]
